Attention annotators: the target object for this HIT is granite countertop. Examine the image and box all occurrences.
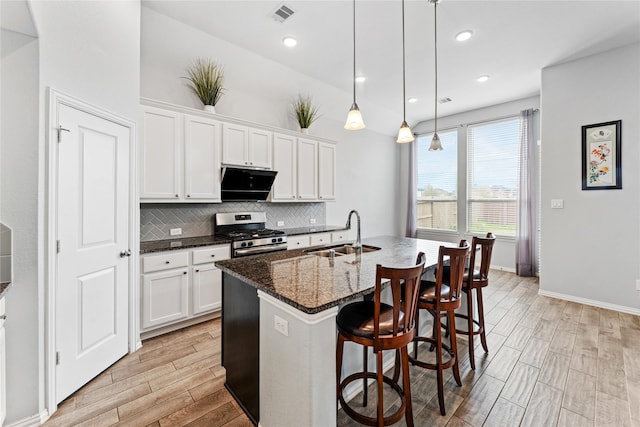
[0,282,11,300]
[139,225,348,254]
[140,235,232,254]
[215,235,453,314]
[281,225,348,236]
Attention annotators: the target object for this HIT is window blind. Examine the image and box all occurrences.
[467,117,520,236]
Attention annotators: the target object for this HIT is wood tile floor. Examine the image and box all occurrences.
[44,270,640,426]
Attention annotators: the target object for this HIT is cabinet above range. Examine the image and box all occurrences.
[139,98,336,204]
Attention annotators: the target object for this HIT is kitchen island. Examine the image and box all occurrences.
[215,235,451,427]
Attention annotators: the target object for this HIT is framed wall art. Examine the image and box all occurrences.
[581,120,621,190]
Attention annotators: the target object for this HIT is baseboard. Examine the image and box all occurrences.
[5,409,49,427]
[490,265,516,273]
[538,289,640,316]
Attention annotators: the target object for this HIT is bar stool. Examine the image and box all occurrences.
[453,232,496,370]
[336,253,426,427]
[409,241,469,416]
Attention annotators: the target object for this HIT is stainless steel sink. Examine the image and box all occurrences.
[305,244,381,257]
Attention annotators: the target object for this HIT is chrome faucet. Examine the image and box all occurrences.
[346,209,362,254]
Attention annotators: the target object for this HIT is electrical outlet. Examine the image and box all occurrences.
[170,228,182,236]
[309,218,316,224]
[551,199,564,209]
[277,220,285,227]
[274,314,289,336]
[636,280,640,291]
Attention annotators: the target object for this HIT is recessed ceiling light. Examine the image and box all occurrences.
[355,75,366,83]
[408,97,418,103]
[282,36,297,47]
[455,30,473,42]
[476,75,490,83]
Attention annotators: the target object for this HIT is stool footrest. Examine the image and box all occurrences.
[453,313,484,336]
[409,336,456,370]
[338,371,407,426]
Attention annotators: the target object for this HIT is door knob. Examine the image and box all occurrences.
[119,249,131,258]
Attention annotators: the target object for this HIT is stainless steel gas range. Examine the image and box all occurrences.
[214,212,287,258]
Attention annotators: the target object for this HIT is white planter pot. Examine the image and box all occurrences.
[300,128,309,135]
[204,105,216,113]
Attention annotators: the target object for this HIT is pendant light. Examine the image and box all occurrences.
[429,0,443,150]
[396,0,414,143]
[344,0,365,130]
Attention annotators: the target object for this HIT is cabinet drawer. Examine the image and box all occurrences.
[331,231,349,243]
[287,235,310,249]
[192,245,230,265]
[142,251,189,273]
[310,233,331,247]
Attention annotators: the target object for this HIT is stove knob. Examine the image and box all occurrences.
[241,242,247,248]
[278,238,283,242]
[248,241,254,247]
[272,238,277,243]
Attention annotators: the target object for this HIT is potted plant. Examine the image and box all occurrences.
[184,58,225,113]
[293,94,320,133]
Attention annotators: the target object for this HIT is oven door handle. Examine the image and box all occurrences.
[234,243,288,257]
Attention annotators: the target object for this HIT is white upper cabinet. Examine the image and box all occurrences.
[297,138,318,200]
[248,128,273,169]
[271,133,297,201]
[318,142,336,201]
[222,123,272,169]
[140,105,221,203]
[184,115,221,201]
[140,106,182,199]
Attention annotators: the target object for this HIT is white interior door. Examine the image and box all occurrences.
[55,104,130,403]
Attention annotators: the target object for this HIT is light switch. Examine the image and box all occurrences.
[551,199,564,209]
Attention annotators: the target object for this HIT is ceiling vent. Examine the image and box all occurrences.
[438,97,452,104]
[272,4,295,23]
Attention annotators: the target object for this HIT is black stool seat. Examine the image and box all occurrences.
[418,281,450,300]
[337,301,405,339]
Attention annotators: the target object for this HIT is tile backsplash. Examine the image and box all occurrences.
[141,202,326,241]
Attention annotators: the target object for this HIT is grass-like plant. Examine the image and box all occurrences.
[293,95,320,129]
[184,58,225,107]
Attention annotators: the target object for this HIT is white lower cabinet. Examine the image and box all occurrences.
[142,268,190,329]
[309,232,332,246]
[0,298,5,426]
[331,231,350,243]
[287,234,311,249]
[141,244,229,334]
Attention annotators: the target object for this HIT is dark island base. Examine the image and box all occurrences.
[222,273,260,425]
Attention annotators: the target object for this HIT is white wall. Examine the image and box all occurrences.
[2,1,140,423]
[399,96,541,271]
[141,7,399,238]
[540,43,640,312]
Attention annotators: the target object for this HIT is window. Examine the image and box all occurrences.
[416,129,457,231]
[415,115,522,237]
[468,118,520,236]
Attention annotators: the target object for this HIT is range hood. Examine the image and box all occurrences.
[221,167,277,201]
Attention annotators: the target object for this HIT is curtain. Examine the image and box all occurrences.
[405,140,417,238]
[516,109,538,276]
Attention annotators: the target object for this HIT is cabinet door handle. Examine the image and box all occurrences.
[165,261,170,264]
[211,254,216,258]
[183,271,187,275]
[195,269,200,273]
[187,194,191,198]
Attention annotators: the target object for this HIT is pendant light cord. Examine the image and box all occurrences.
[433,0,438,133]
[402,0,407,121]
[352,0,357,104]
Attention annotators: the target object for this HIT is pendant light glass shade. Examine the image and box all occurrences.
[396,0,414,143]
[429,132,443,150]
[397,121,414,143]
[428,0,442,151]
[345,102,365,130]
[345,0,365,130]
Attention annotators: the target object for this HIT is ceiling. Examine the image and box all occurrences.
[143,0,640,135]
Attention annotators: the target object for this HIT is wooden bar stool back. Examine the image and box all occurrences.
[454,232,495,370]
[409,240,469,416]
[336,253,426,427]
